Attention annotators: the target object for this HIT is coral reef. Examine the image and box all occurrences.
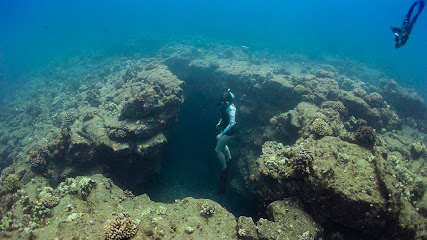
[160,43,426,239]
[0,174,239,239]
[0,41,426,240]
[0,61,185,188]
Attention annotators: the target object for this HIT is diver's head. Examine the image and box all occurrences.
[218,89,235,105]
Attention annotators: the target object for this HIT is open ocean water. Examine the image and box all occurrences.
[1,0,426,97]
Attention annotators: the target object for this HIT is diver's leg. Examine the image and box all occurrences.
[222,136,233,168]
[223,145,231,160]
[408,1,425,31]
[408,1,417,18]
[220,135,232,159]
[215,137,227,169]
[412,1,425,23]
[402,1,418,28]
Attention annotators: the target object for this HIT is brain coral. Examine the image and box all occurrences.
[104,214,138,240]
[310,118,333,136]
[2,174,20,191]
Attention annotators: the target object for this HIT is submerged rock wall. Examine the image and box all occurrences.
[1,61,184,188]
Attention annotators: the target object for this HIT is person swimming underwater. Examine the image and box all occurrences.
[215,89,237,194]
[391,0,425,48]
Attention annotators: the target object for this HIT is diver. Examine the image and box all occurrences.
[215,89,237,194]
[391,0,425,48]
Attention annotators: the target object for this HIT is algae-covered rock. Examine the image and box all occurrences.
[0,174,239,240]
[264,198,322,240]
[237,216,258,240]
[253,137,392,236]
[254,198,323,240]
[57,176,96,200]
[410,142,426,158]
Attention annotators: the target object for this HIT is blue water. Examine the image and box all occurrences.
[1,0,426,98]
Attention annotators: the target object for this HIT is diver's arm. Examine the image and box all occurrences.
[219,105,236,136]
[216,118,222,127]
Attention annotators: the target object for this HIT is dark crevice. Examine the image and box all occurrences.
[140,72,259,218]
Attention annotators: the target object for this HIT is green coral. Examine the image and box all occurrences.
[2,174,20,191]
[310,118,333,136]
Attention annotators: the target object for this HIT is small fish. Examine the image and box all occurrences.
[42,173,52,179]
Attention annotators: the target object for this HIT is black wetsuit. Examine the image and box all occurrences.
[391,0,425,48]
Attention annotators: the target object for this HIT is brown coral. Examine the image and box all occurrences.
[114,79,125,89]
[321,101,348,115]
[112,129,127,140]
[60,111,76,126]
[0,166,14,181]
[295,149,314,174]
[104,214,138,240]
[82,110,95,121]
[355,126,376,149]
[40,194,60,208]
[30,156,46,170]
[353,88,366,98]
[364,92,385,108]
[316,70,334,78]
[2,173,20,191]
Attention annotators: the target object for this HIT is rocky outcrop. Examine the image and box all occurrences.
[160,44,426,239]
[380,78,427,120]
[237,198,322,240]
[20,62,184,185]
[252,138,426,239]
[0,174,237,239]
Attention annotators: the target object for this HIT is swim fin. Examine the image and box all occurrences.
[391,26,401,37]
[218,168,229,194]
